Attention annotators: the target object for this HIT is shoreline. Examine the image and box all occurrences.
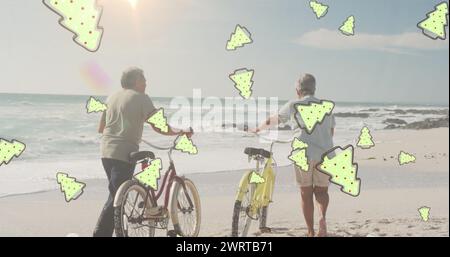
[0,128,448,237]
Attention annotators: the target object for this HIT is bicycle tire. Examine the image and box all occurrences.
[114,180,156,237]
[170,178,201,237]
[231,181,254,237]
[259,206,268,229]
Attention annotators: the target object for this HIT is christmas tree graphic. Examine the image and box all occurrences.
[229,68,254,99]
[56,172,86,202]
[292,138,308,150]
[418,206,431,222]
[340,15,355,36]
[0,139,26,166]
[309,0,329,19]
[135,158,162,190]
[357,126,375,149]
[86,96,107,113]
[147,108,169,133]
[289,148,309,172]
[43,0,104,52]
[249,171,265,184]
[398,151,416,165]
[417,2,449,40]
[289,138,309,171]
[226,24,253,51]
[317,145,361,197]
[174,135,198,155]
[294,100,335,134]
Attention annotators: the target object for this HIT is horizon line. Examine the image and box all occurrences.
[0,91,448,107]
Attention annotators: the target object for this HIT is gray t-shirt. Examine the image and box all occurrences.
[101,89,156,163]
[278,95,336,161]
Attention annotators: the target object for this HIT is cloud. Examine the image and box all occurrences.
[295,29,449,54]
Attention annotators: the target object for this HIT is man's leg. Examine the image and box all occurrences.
[313,162,331,237]
[300,186,315,237]
[314,187,329,237]
[295,165,315,237]
[93,159,135,237]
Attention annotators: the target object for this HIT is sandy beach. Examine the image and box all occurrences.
[0,128,448,237]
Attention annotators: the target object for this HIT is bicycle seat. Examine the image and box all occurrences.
[129,151,155,163]
[244,147,271,159]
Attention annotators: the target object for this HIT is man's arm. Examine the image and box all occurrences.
[98,112,106,134]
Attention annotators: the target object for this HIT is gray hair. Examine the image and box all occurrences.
[121,67,144,89]
[297,73,316,95]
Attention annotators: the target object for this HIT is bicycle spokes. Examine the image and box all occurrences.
[175,185,197,235]
[123,189,152,236]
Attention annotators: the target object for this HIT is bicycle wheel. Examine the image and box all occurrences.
[114,180,156,237]
[231,182,255,237]
[170,178,201,237]
[259,206,268,229]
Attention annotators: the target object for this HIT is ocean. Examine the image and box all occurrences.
[0,93,448,197]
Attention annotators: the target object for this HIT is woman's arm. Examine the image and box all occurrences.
[251,115,280,133]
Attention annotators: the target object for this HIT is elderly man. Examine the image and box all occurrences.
[93,67,192,237]
[252,74,335,237]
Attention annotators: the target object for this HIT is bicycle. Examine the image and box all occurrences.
[113,138,201,237]
[231,132,294,237]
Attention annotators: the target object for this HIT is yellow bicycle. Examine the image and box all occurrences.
[231,133,293,237]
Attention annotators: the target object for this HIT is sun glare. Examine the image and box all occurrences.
[128,0,139,9]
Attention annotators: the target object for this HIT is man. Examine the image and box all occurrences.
[94,67,192,237]
[252,74,335,237]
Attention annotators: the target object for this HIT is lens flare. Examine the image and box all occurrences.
[128,0,139,9]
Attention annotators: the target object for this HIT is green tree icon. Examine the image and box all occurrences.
[147,109,169,133]
[43,0,104,52]
[309,0,329,19]
[226,25,253,51]
[317,145,361,197]
[56,172,86,202]
[174,135,198,155]
[0,139,26,166]
[86,96,107,113]
[229,68,254,99]
[357,126,375,149]
[340,16,355,36]
[418,2,449,40]
[135,159,162,190]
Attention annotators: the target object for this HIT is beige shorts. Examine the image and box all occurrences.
[294,161,330,188]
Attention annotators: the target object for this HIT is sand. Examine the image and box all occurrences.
[0,128,448,237]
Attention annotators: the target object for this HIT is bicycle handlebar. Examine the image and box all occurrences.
[141,127,193,151]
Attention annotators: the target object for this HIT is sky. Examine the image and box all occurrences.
[0,0,449,105]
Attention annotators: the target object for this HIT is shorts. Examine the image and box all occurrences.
[294,161,330,187]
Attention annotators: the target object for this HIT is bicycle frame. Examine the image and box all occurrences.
[236,132,298,218]
[139,140,194,215]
